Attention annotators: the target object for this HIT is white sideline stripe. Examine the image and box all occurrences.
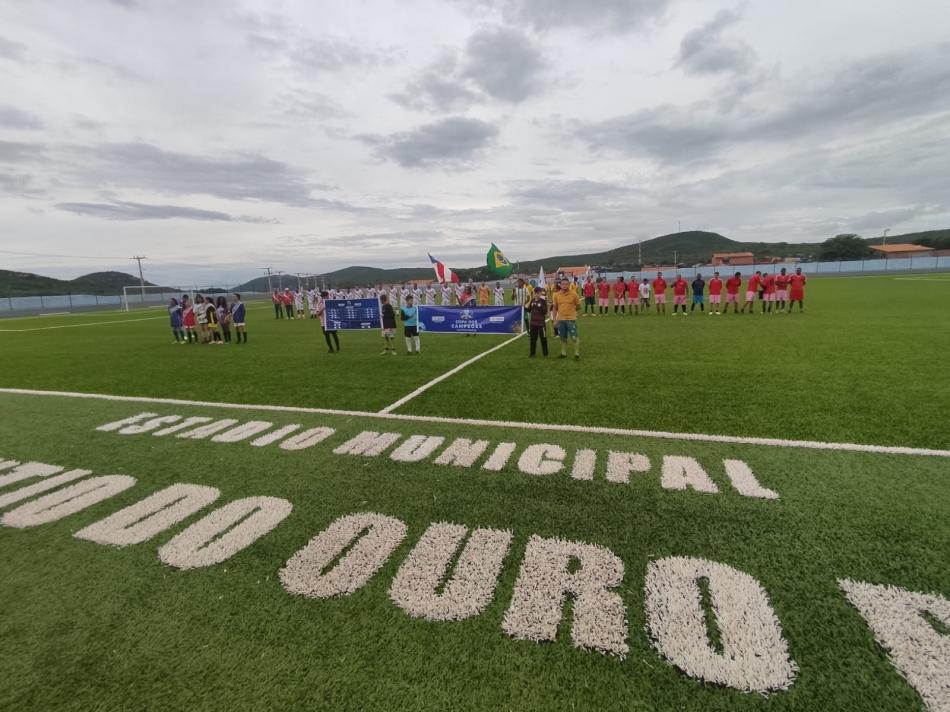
[0,315,167,332]
[0,303,273,331]
[893,277,950,282]
[1,386,948,458]
[378,332,526,414]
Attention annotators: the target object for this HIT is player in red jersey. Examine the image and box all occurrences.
[741,271,761,314]
[597,278,610,314]
[789,268,806,313]
[626,276,639,314]
[612,277,626,314]
[583,278,595,316]
[652,272,668,315]
[775,267,791,312]
[672,274,688,315]
[724,272,742,314]
[761,273,776,314]
[708,271,723,315]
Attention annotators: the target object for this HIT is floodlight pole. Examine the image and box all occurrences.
[276,270,283,290]
[263,267,273,294]
[882,228,890,247]
[131,255,147,303]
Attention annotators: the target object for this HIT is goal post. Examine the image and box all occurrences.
[121,285,193,312]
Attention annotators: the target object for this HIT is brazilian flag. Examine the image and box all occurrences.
[486,243,513,277]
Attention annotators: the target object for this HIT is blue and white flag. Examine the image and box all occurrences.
[418,305,523,334]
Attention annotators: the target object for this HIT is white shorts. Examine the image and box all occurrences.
[710,295,721,304]
[233,321,245,327]
[767,293,777,302]
[655,294,666,304]
[727,294,738,303]
[599,297,609,306]
[777,289,788,301]
[745,291,756,302]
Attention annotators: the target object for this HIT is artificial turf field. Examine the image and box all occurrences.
[0,274,948,711]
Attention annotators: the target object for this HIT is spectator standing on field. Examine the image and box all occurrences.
[230,293,247,343]
[690,274,706,314]
[379,294,397,355]
[552,277,582,359]
[315,291,339,353]
[168,297,184,344]
[216,296,232,343]
[527,286,549,357]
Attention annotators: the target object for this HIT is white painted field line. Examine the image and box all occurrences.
[378,332,526,414]
[1,386,949,458]
[0,315,169,332]
[0,303,273,331]
[893,277,950,282]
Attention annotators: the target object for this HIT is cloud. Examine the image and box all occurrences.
[462,26,547,101]
[71,142,321,206]
[359,117,499,168]
[274,90,351,120]
[0,35,27,62]
[507,178,637,211]
[458,0,672,35]
[0,173,42,197]
[576,43,950,163]
[676,8,756,76]
[393,26,546,112]
[0,105,44,130]
[54,200,279,222]
[237,11,394,73]
[0,141,44,163]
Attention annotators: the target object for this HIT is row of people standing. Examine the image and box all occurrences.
[168,293,247,344]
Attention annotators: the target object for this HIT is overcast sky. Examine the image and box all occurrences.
[2,0,949,285]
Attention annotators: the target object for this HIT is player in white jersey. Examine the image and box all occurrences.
[455,283,464,305]
[425,285,435,305]
[440,284,451,305]
[412,282,423,304]
[293,289,304,318]
[494,282,505,306]
[368,286,377,299]
[305,289,315,317]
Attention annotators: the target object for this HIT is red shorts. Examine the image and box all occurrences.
[790,291,804,301]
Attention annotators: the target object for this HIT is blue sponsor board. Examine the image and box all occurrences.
[324,299,382,330]
[418,305,523,334]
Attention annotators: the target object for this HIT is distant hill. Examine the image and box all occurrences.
[5,229,948,295]
[0,270,154,297]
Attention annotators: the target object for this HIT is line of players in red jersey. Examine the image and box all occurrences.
[583,267,806,316]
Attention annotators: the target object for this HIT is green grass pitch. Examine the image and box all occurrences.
[0,274,948,711]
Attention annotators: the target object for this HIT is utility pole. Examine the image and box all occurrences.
[678,220,681,234]
[276,270,283,290]
[296,272,303,292]
[131,255,147,303]
[882,228,890,247]
[674,250,678,267]
[263,267,273,294]
[638,239,642,266]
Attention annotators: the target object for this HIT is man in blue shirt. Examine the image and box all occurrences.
[400,295,421,355]
[691,274,706,313]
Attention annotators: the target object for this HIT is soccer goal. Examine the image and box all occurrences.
[121,285,193,312]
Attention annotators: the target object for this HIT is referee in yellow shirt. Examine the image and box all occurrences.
[551,277,582,359]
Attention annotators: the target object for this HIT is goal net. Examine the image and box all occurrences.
[121,285,195,312]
